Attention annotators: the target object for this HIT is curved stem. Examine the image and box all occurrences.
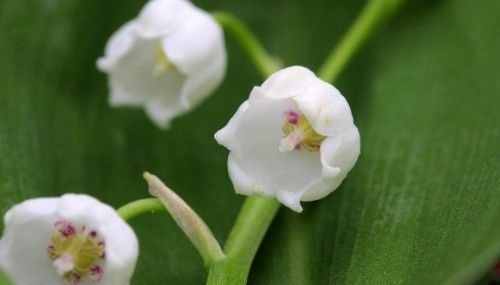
[117,198,166,221]
[318,0,406,83]
[206,197,281,284]
[212,11,280,78]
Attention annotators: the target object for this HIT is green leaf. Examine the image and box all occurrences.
[0,0,498,285]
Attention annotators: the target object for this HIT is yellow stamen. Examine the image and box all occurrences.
[280,114,325,152]
[153,43,174,76]
[48,223,104,284]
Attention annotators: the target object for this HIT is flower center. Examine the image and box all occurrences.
[279,110,326,152]
[153,43,174,76]
[47,220,105,284]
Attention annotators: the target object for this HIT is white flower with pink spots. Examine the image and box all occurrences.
[0,194,138,285]
[215,66,360,212]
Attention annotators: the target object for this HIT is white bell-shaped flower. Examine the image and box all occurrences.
[0,194,138,285]
[97,0,226,128]
[215,66,360,212]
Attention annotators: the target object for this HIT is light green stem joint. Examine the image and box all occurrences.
[206,197,281,284]
[117,198,166,221]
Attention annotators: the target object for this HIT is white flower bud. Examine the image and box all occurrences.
[0,194,138,285]
[97,0,227,128]
[215,66,360,212]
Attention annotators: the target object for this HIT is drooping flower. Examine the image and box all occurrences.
[97,0,226,128]
[0,194,138,285]
[215,66,360,212]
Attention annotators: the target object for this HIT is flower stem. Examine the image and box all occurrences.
[212,11,281,78]
[117,198,166,221]
[206,197,281,284]
[317,0,406,83]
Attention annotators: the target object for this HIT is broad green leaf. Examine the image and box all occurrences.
[0,0,498,285]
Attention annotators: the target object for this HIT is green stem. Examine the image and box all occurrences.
[318,0,406,83]
[212,11,280,78]
[117,198,166,221]
[206,197,281,284]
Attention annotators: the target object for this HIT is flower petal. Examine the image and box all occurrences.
[135,0,192,39]
[97,22,138,72]
[301,126,360,201]
[0,198,60,284]
[214,100,250,156]
[258,66,316,100]
[160,6,226,110]
[294,81,354,136]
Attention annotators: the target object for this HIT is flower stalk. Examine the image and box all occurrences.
[318,0,407,83]
[117,198,166,221]
[212,11,281,78]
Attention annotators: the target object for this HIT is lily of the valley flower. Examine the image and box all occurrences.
[97,0,226,128]
[215,66,360,212]
[0,194,138,285]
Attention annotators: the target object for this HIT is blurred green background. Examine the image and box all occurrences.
[0,0,498,284]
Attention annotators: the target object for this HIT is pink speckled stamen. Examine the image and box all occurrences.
[280,110,326,152]
[47,220,105,284]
